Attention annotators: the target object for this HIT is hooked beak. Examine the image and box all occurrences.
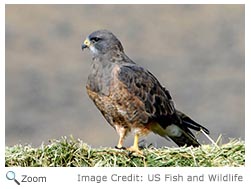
[81,38,91,50]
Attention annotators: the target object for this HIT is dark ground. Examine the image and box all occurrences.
[5,4,244,148]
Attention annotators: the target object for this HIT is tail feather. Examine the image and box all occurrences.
[164,111,209,147]
[168,132,200,147]
[176,110,209,134]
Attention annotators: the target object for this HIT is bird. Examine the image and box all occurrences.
[81,29,209,153]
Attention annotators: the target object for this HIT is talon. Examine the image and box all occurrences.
[127,146,143,155]
[115,146,126,150]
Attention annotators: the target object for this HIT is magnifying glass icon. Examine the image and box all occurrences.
[6,171,20,185]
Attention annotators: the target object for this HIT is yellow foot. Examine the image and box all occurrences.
[126,134,143,155]
[127,146,143,155]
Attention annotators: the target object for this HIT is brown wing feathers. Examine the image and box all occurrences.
[118,64,209,147]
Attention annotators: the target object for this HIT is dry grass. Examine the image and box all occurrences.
[5,136,245,167]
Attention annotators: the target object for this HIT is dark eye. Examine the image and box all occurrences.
[90,37,101,43]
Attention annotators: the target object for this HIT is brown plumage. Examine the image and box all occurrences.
[82,29,209,152]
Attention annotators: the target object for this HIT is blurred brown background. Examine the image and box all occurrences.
[5,4,244,147]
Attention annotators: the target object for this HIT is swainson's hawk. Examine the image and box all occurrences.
[82,29,209,153]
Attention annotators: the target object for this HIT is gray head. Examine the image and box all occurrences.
[82,30,124,57]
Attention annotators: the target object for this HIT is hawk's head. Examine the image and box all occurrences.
[82,30,124,57]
